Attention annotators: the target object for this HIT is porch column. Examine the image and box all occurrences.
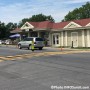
[65,31,67,46]
[61,32,63,46]
[38,32,40,37]
[82,30,85,47]
[87,30,90,47]
[48,32,51,46]
[28,32,30,37]
[20,35,22,40]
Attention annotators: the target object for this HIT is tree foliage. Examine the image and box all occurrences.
[62,2,90,21]
[19,14,55,27]
[0,14,54,39]
[6,22,17,30]
[0,21,18,39]
[0,22,7,39]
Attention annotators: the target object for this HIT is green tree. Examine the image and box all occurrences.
[5,22,18,38]
[19,14,55,27]
[0,22,7,39]
[6,22,18,31]
[0,22,18,39]
[62,2,90,21]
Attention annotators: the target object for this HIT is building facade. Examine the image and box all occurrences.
[11,18,90,47]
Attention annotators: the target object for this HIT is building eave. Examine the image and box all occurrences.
[10,30,22,33]
[33,28,51,31]
[51,26,90,31]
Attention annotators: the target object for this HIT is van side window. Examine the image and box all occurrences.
[23,38,33,41]
[36,38,43,41]
[23,38,27,41]
[27,38,33,41]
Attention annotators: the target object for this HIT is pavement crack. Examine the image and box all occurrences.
[0,70,21,79]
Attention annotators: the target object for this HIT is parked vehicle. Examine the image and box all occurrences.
[0,40,6,44]
[0,40,2,44]
[18,37,45,50]
[5,40,10,44]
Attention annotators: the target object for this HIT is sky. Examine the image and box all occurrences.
[0,0,89,24]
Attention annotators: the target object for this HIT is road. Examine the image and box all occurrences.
[0,46,90,90]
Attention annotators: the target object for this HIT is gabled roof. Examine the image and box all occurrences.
[28,22,39,28]
[73,18,90,26]
[36,21,53,29]
[11,18,90,33]
[52,21,70,29]
[53,18,90,29]
[29,21,53,29]
[10,28,22,33]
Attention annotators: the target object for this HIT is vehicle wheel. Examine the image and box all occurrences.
[28,45,32,50]
[18,44,22,49]
[39,47,43,50]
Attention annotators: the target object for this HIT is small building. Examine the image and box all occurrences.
[11,18,90,47]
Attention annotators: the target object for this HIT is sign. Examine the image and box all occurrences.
[25,29,29,32]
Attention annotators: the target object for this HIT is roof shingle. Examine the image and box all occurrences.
[12,18,90,32]
[29,21,53,29]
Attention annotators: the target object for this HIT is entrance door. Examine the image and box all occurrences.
[71,32,78,47]
[52,34,60,46]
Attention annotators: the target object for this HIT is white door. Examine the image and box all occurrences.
[52,34,60,46]
[71,32,78,47]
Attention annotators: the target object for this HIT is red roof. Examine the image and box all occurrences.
[29,18,90,29]
[73,18,90,26]
[29,21,53,29]
[12,18,90,32]
[52,21,70,29]
[28,22,39,28]
[10,28,21,33]
[52,18,90,29]
[15,28,21,30]
[37,21,53,29]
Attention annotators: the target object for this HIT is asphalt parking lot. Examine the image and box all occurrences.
[0,46,90,90]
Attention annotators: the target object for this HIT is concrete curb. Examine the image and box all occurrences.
[44,47,90,51]
[1,45,90,51]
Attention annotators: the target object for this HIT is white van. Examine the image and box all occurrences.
[18,37,44,50]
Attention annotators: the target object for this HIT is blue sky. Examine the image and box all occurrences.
[0,0,89,23]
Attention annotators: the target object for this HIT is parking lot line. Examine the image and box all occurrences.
[0,51,90,62]
[0,60,3,62]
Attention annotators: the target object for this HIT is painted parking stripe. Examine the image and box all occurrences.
[0,51,89,62]
[0,60,3,62]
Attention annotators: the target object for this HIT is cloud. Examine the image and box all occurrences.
[64,0,89,4]
[0,0,88,23]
